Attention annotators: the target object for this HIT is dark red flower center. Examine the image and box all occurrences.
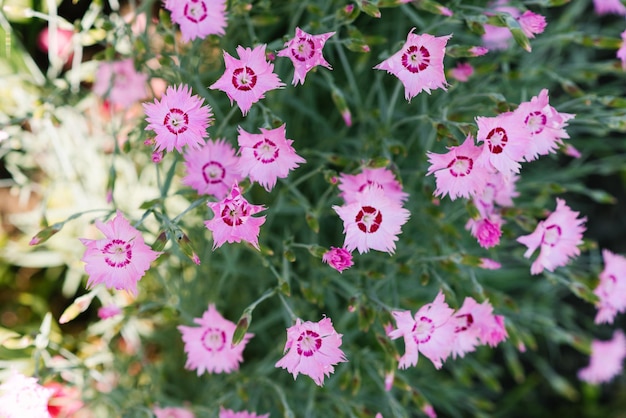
[201,327,226,352]
[296,329,322,357]
[447,155,473,177]
[401,45,430,73]
[184,0,208,23]
[202,161,226,184]
[455,313,474,333]
[291,37,316,62]
[486,127,508,154]
[524,110,547,135]
[412,316,435,344]
[221,202,248,226]
[355,205,383,233]
[103,238,132,268]
[541,224,562,247]
[253,138,279,163]
[164,108,189,135]
[232,66,257,91]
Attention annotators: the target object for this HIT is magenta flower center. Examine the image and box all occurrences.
[357,180,382,192]
[202,161,226,184]
[541,224,562,247]
[296,329,322,357]
[221,202,248,226]
[412,316,435,344]
[486,127,508,154]
[454,313,474,333]
[184,0,208,23]
[291,37,316,62]
[232,66,257,91]
[447,155,473,177]
[201,327,226,352]
[524,111,547,135]
[163,108,189,135]
[401,45,430,73]
[103,239,132,268]
[253,138,280,163]
[355,205,383,233]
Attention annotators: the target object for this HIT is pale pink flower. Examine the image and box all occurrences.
[275,317,347,386]
[154,406,195,418]
[97,304,122,320]
[578,330,626,384]
[476,112,529,175]
[210,45,285,115]
[204,184,266,250]
[451,297,506,358]
[277,27,335,85]
[563,143,581,159]
[322,247,354,273]
[178,304,253,375]
[517,11,547,39]
[388,291,456,369]
[164,0,227,42]
[374,29,452,101]
[219,408,269,418]
[236,124,305,191]
[333,186,410,254]
[517,198,586,275]
[618,30,626,70]
[482,6,520,51]
[467,216,502,249]
[594,249,626,324]
[473,171,519,217]
[80,211,160,296]
[338,167,408,205]
[143,84,213,153]
[182,139,241,199]
[449,62,474,82]
[426,135,490,200]
[479,258,502,270]
[0,371,53,418]
[93,58,148,108]
[593,0,626,15]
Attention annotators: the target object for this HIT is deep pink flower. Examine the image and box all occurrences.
[374,29,452,101]
[97,304,122,320]
[0,371,53,418]
[338,167,408,205]
[46,382,83,418]
[322,247,354,273]
[593,0,626,15]
[476,112,530,175]
[219,407,269,418]
[80,211,160,296]
[236,124,305,191]
[164,0,227,42]
[517,11,547,39]
[618,30,626,70]
[467,216,502,249]
[178,304,253,375]
[449,62,474,82]
[333,186,410,254]
[517,198,586,275]
[275,317,347,386]
[182,139,241,199]
[93,58,148,108]
[154,406,195,418]
[388,291,456,369]
[277,27,336,85]
[578,330,626,384]
[594,249,626,324]
[210,45,285,115]
[143,84,213,153]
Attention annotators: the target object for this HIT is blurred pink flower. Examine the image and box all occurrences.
[277,27,335,85]
[593,0,626,15]
[37,26,74,65]
[618,30,626,70]
[594,249,626,324]
[210,45,285,115]
[97,304,122,320]
[563,143,581,159]
[451,297,507,358]
[482,6,519,50]
[467,216,502,249]
[517,11,547,39]
[93,59,148,109]
[476,112,530,175]
[0,371,53,418]
[275,317,347,386]
[469,46,489,56]
[154,406,195,418]
[473,171,519,217]
[178,304,253,375]
[422,404,437,418]
[374,29,451,101]
[322,247,354,273]
[449,62,474,82]
[182,139,241,199]
[164,0,227,42]
[219,407,269,418]
[46,382,83,418]
[479,257,502,270]
[578,330,626,384]
[482,314,508,347]
[80,211,160,296]
[338,167,408,205]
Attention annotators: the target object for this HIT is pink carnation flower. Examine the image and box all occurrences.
[80,211,160,296]
[0,371,53,418]
[473,171,519,217]
[467,216,502,249]
[277,27,335,86]
[618,30,626,70]
[45,382,83,418]
[210,45,285,115]
[154,406,195,418]
[93,58,148,108]
[182,139,241,199]
[275,317,347,386]
[578,330,626,384]
[374,29,452,101]
[236,124,306,191]
[517,11,547,39]
[205,183,266,250]
[143,84,213,153]
[451,297,507,358]
[594,249,626,324]
[219,407,269,418]
[178,304,253,375]
[338,167,409,205]
[322,247,354,273]
[593,0,626,15]
[449,62,474,82]
[388,291,456,369]
[481,314,508,347]
[333,186,410,254]
[517,198,586,275]
[164,0,227,42]
[476,112,530,175]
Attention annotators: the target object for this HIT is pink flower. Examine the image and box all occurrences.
[388,291,456,369]
[578,330,626,384]
[143,84,213,153]
[482,6,520,51]
[210,45,285,115]
[469,46,489,57]
[473,171,519,217]
[0,371,53,418]
[204,183,266,250]
[374,29,452,101]
[322,247,354,273]
[236,124,306,191]
[98,304,122,320]
[479,257,502,270]
[481,314,508,347]
[517,11,547,39]
[451,297,506,358]
[594,249,626,324]
[219,407,269,418]
[178,304,253,375]
[277,27,336,86]
[333,186,410,254]
[593,0,626,15]
[426,135,490,200]
[37,26,74,65]
[467,216,502,249]
[422,404,437,418]
[46,382,84,418]
[80,211,160,296]
[618,30,626,70]
[154,406,195,418]
[476,112,529,175]
[182,139,241,199]
[164,0,227,42]
[517,198,586,275]
[93,58,148,109]
[563,143,581,159]
[449,62,474,82]
[338,167,409,205]
[275,317,347,386]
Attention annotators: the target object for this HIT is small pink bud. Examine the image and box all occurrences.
[152,151,163,163]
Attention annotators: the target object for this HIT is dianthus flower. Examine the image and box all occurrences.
[143,84,213,153]
[93,58,148,108]
[154,406,195,418]
[473,171,519,217]
[236,124,305,191]
[178,304,253,375]
[164,0,227,42]
[594,249,626,324]
[374,29,451,101]
[388,291,456,369]
[482,5,519,50]
[466,216,502,249]
[578,330,626,384]
[210,45,284,115]
[80,211,160,296]
[476,112,529,175]
[46,382,83,418]
[449,62,474,82]
[338,167,408,205]
[618,30,626,70]
[204,183,266,250]
[593,0,626,15]
[277,27,335,86]
[219,407,269,418]
[322,247,354,273]
[182,139,241,199]
[0,371,53,418]
[517,198,586,275]
[275,317,347,386]
[451,297,507,358]
[517,11,547,39]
